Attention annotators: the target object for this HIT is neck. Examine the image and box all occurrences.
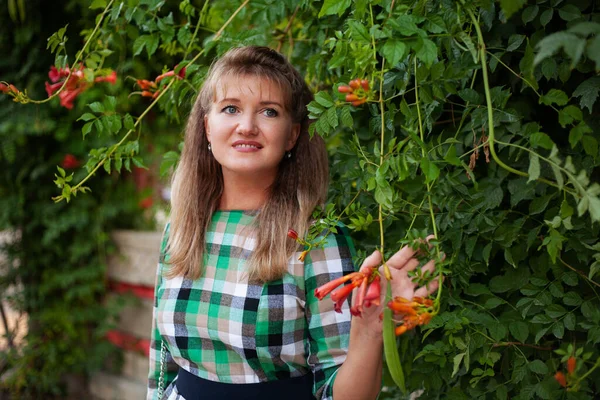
[219,171,274,210]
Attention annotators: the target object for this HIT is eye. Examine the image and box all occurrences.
[263,108,278,118]
[221,105,238,114]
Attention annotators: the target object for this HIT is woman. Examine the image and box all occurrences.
[147,46,440,400]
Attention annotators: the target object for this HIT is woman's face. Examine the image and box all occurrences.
[204,74,300,185]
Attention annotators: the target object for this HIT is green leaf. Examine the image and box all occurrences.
[458,88,480,104]
[539,89,569,106]
[318,0,351,18]
[532,314,553,324]
[529,132,554,150]
[563,291,583,306]
[78,113,96,122]
[540,228,564,263]
[534,32,578,66]
[89,0,107,9]
[131,157,147,169]
[133,34,159,58]
[569,122,592,148]
[552,322,564,339]
[348,20,370,42]
[540,9,553,27]
[534,326,549,343]
[568,22,600,37]
[509,321,529,342]
[315,91,334,108]
[582,136,598,157]
[558,105,583,128]
[339,106,353,128]
[522,5,539,24]
[383,285,406,393]
[82,122,93,138]
[415,38,437,68]
[588,36,600,72]
[564,313,576,330]
[123,114,135,131]
[381,39,407,67]
[499,0,526,19]
[573,76,600,113]
[589,261,600,281]
[420,157,440,183]
[160,151,179,177]
[558,4,581,21]
[452,353,465,377]
[527,153,540,182]
[528,360,548,375]
[325,107,338,130]
[89,102,104,113]
[507,34,525,52]
[545,304,567,318]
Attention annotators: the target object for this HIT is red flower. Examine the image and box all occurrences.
[554,371,567,387]
[61,154,80,169]
[155,70,175,83]
[331,280,361,313]
[1,83,19,95]
[94,70,117,85]
[362,275,381,307]
[59,87,84,110]
[287,229,299,240]
[314,272,362,300]
[567,356,576,374]
[49,66,65,83]
[139,196,153,209]
[45,81,63,97]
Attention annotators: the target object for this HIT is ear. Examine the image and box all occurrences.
[204,115,211,142]
[286,123,301,151]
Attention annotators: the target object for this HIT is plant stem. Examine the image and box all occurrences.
[559,256,600,289]
[493,139,580,196]
[413,56,443,307]
[465,7,526,179]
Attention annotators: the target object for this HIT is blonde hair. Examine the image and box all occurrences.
[167,46,329,282]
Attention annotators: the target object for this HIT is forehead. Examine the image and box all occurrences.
[212,74,290,106]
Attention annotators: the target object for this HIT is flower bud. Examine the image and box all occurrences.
[554,371,567,387]
[567,356,576,374]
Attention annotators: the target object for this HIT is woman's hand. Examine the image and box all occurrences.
[351,235,442,338]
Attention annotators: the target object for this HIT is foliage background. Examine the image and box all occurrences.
[1,0,600,398]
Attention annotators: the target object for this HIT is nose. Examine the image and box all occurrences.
[236,113,258,136]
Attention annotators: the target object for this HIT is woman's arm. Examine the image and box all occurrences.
[147,224,178,400]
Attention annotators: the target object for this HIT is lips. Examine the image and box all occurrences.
[232,140,262,149]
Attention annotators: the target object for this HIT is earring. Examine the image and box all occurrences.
[286,151,292,159]
[208,143,212,152]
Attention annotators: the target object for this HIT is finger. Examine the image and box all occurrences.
[420,258,436,276]
[400,258,420,274]
[414,277,441,298]
[386,245,417,270]
[359,250,382,272]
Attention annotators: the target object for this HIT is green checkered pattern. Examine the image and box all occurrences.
[147,210,356,400]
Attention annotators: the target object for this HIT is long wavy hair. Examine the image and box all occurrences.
[167,46,329,283]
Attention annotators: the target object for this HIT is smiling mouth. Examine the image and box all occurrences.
[233,144,262,149]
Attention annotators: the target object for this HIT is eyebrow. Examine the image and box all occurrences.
[217,97,284,108]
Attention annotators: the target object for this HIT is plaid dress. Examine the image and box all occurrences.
[147,210,356,400]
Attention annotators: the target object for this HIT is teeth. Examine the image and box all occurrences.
[234,144,259,148]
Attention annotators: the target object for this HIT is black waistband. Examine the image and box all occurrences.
[175,367,316,400]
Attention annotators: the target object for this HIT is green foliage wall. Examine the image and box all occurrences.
[0,1,158,397]
[2,0,600,398]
